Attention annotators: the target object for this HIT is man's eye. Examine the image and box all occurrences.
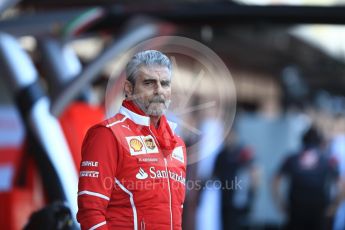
[144,81,153,85]
[161,82,170,87]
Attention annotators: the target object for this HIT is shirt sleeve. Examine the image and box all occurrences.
[77,125,118,230]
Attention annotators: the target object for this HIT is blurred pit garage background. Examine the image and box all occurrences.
[0,0,345,229]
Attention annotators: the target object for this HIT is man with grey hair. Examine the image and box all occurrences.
[124,50,172,122]
[77,50,187,230]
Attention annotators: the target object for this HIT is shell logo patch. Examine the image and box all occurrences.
[126,136,159,155]
[130,138,143,152]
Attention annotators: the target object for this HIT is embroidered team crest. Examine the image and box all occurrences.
[143,135,159,154]
[129,138,143,152]
[144,137,155,150]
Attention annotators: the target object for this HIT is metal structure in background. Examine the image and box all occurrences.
[51,16,163,117]
[0,33,79,225]
[1,3,345,96]
[1,4,345,35]
[17,2,345,25]
[0,0,21,15]
[38,37,83,100]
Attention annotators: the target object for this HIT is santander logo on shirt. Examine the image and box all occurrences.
[135,167,186,185]
[136,167,148,179]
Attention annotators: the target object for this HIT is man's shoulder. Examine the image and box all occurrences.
[84,113,128,135]
[96,113,128,129]
[174,134,186,147]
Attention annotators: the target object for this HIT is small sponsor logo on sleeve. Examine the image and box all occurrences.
[81,161,99,167]
[79,171,99,178]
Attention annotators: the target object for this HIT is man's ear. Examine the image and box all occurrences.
[124,80,133,98]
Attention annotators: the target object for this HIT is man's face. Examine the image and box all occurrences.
[129,65,171,116]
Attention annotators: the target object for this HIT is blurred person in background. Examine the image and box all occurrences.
[77,50,187,230]
[330,115,345,230]
[213,129,259,230]
[273,125,340,230]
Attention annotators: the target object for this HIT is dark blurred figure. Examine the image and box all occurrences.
[213,131,259,230]
[24,201,74,230]
[273,126,340,230]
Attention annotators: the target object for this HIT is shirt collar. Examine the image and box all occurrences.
[119,106,178,131]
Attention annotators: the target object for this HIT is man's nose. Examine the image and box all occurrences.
[154,83,163,94]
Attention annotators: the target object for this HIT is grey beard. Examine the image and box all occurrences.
[133,98,171,116]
